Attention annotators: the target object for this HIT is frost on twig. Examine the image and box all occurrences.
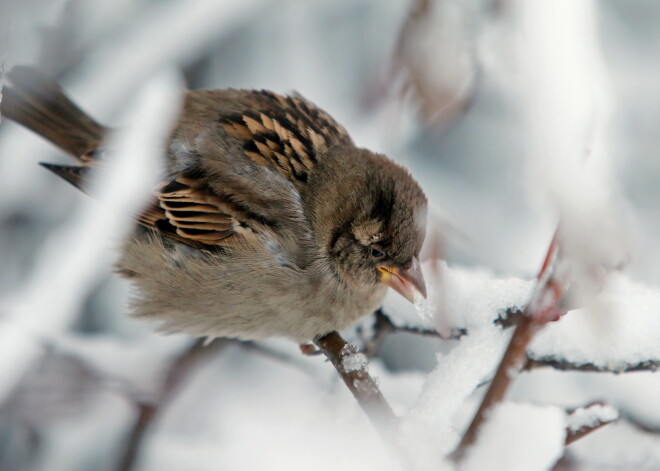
[366,303,660,375]
[565,402,618,445]
[525,357,660,374]
[314,331,396,433]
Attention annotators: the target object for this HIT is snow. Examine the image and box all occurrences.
[388,262,660,468]
[515,0,631,310]
[413,290,436,322]
[341,345,368,373]
[461,403,565,471]
[567,404,619,432]
[385,262,530,467]
[399,324,510,458]
[384,261,532,331]
[382,256,660,381]
[511,369,660,432]
[568,421,660,471]
[142,345,402,471]
[531,273,660,370]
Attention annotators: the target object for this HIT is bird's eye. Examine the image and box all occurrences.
[370,247,385,259]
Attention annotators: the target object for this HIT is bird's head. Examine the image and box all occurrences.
[324,150,427,303]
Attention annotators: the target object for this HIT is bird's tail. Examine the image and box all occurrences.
[1,65,107,160]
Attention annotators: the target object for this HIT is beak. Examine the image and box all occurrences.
[377,257,427,303]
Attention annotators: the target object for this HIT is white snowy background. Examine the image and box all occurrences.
[1,0,660,470]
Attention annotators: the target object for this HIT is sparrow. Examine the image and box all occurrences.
[1,66,427,342]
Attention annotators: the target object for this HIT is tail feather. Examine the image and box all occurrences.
[38,163,89,192]
[1,66,107,159]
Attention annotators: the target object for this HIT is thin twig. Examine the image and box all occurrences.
[551,454,579,471]
[373,305,660,375]
[526,357,660,374]
[566,420,611,445]
[363,309,466,356]
[393,323,466,340]
[314,331,396,434]
[116,338,228,471]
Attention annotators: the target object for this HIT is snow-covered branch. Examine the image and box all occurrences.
[565,403,619,446]
[314,332,396,433]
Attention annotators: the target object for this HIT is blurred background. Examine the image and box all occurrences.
[1,0,660,470]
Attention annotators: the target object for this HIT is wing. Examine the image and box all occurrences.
[143,168,238,248]
[6,67,336,253]
[143,165,311,257]
[218,90,353,184]
[40,162,238,249]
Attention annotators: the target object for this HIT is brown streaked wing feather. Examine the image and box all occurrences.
[143,168,239,248]
[219,90,352,184]
[136,204,209,249]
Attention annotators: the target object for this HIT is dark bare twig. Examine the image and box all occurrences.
[565,402,617,445]
[372,305,660,375]
[551,453,580,471]
[495,307,524,329]
[362,306,519,356]
[526,357,660,374]
[237,341,321,375]
[314,331,396,434]
[118,404,156,471]
[117,338,228,471]
[393,323,466,339]
[566,420,610,445]
[363,308,466,356]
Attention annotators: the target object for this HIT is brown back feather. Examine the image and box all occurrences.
[219,90,352,184]
[2,67,326,253]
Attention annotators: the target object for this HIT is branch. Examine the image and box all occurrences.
[453,231,566,460]
[116,338,228,471]
[314,331,397,434]
[369,308,660,375]
[565,402,618,445]
[526,357,660,374]
[363,308,466,356]
[388,0,476,127]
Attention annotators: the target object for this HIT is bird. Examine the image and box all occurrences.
[1,65,428,343]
